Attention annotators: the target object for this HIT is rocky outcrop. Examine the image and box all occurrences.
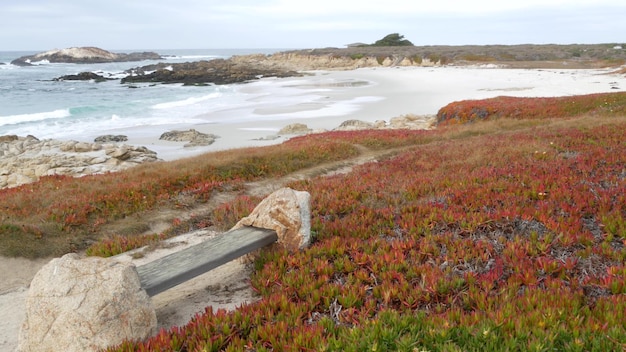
[0,134,19,143]
[94,135,128,143]
[122,58,304,85]
[0,135,159,189]
[266,115,436,140]
[332,115,436,130]
[387,114,437,129]
[232,188,311,251]
[228,52,441,71]
[53,71,113,82]
[110,48,447,86]
[334,119,374,131]
[159,129,219,147]
[10,47,161,66]
[18,253,156,352]
[278,123,313,135]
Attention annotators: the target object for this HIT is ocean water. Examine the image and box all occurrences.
[0,49,297,141]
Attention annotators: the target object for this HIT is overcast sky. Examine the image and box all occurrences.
[2,0,625,51]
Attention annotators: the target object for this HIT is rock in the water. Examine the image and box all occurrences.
[10,47,161,66]
[122,58,303,85]
[18,253,156,352]
[278,123,312,135]
[232,187,311,251]
[54,72,112,82]
[159,129,219,147]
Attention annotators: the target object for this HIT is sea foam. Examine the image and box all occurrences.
[0,109,71,126]
[151,92,222,110]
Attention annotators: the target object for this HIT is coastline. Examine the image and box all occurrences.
[101,65,624,161]
[1,64,625,351]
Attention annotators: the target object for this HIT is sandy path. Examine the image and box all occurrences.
[0,257,51,351]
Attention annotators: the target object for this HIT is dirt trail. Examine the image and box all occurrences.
[122,144,413,237]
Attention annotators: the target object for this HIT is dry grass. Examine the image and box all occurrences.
[290,43,626,68]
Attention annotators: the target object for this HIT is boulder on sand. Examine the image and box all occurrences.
[159,129,219,147]
[18,254,156,352]
[278,123,313,135]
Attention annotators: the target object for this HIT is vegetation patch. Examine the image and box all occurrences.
[0,139,358,258]
[2,90,625,349]
[437,91,626,124]
[102,95,624,350]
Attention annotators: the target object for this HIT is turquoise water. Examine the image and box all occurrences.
[0,49,283,140]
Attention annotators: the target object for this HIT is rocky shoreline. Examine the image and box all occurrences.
[0,135,159,189]
[0,114,435,189]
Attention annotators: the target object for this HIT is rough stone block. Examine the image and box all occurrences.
[18,253,156,352]
[232,187,311,251]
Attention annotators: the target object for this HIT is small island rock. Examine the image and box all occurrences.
[11,47,161,66]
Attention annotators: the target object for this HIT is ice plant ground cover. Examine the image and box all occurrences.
[436,92,626,124]
[0,140,359,257]
[1,92,625,350]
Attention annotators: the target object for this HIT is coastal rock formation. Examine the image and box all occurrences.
[159,129,219,147]
[270,114,436,141]
[53,72,113,82]
[0,135,19,143]
[10,47,161,66]
[228,51,440,71]
[333,115,436,130]
[118,48,449,86]
[122,46,486,81]
[387,114,437,129]
[242,44,626,71]
[232,188,311,251]
[18,254,156,352]
[0,135,159,189]
[122,58,304,85]
[278,123,313,135]
[94,135,129,143]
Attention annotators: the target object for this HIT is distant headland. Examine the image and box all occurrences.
[10,47,162,66]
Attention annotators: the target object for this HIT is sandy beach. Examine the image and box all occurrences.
[1,65,625,351]
[102,65,624,161]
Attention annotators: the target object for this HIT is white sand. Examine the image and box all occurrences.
[1,65,624,351]
[114,65,624,161]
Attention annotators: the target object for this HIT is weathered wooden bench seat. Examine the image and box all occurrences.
[136,226,277,296]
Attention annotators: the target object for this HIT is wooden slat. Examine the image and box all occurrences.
[137,226,277,296]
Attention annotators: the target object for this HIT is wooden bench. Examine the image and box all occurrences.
[136,226,278,297]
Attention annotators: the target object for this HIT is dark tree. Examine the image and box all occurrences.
[371,33,414,46]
